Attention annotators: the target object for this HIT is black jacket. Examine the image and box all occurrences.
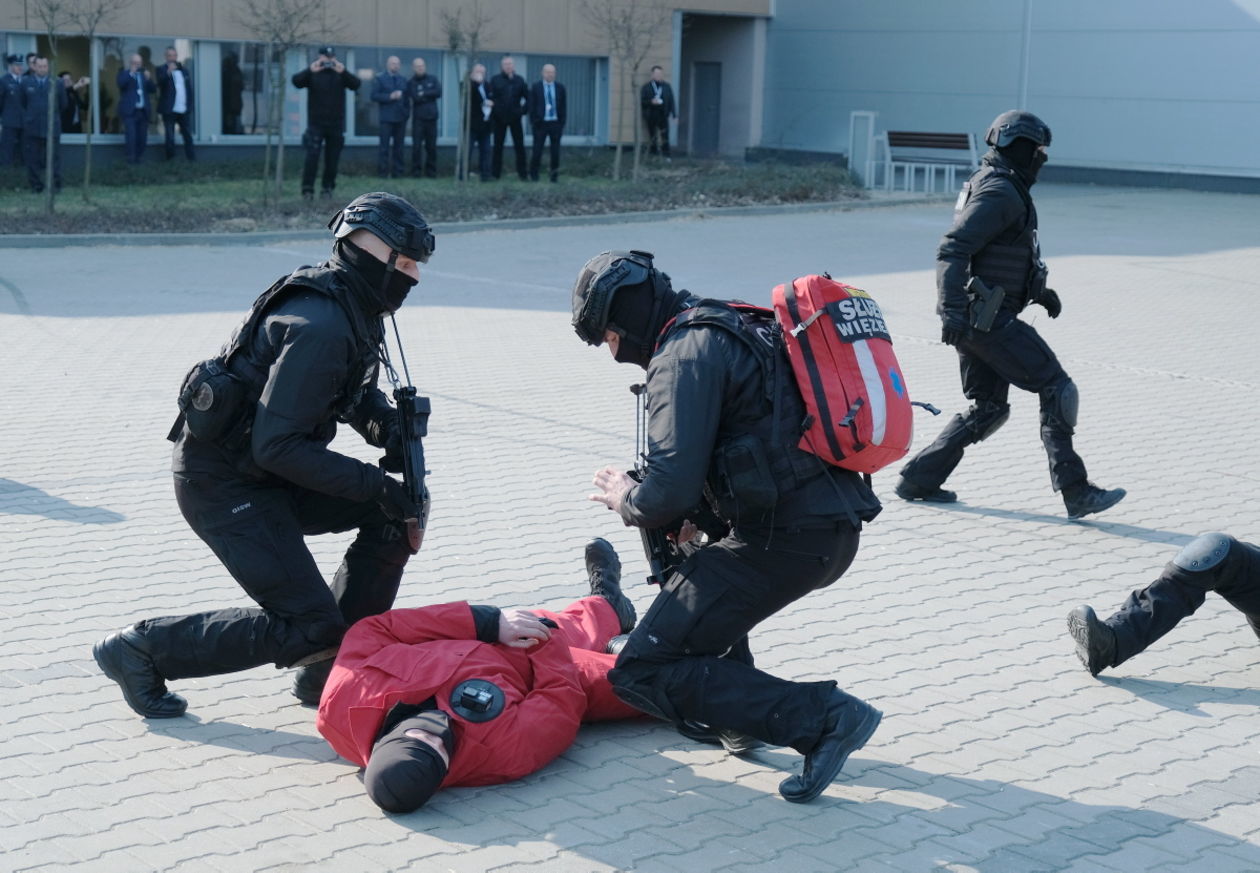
[488,72,527,121]
[466,78,492,136]
[937,150,1042,322]
[640,80,675,119]
[292,66,360,128]
[408,73,442,121]
[156,63,194,117]
[174,259,396,503]
[621,297,881,532]
[1,71,24,128]
[19,75,67,136]
[528,80,566,127]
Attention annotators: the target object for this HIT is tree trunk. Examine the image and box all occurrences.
[261,45,274,204]
[612,61,625,181]
[273,48,286,198]
[630,72,643,182]
[44,61,57,215]
[82,85,93,201]
[456,70,470,182]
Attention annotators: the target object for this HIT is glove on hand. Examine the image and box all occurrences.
[1038,288,1062,319]
[378,475,418,521]
[940,314,969,347]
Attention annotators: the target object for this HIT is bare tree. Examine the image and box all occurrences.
[234,0,341,201]
[30,0,73,214]
[68,0,133,202]
[580,0,668,181]
[440,1,492,184]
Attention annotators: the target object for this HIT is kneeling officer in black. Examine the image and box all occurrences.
[574,251,884,803]
[94,192,436,718]
[896,110,1125,519]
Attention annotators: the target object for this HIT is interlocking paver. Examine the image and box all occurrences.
[1,184,1258,872]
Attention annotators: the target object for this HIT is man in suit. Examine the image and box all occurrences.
[489,54,528,181]
[464,63,493,182]
[155,46,195,161]
[20,57,67,193]
[116,53,155,164]
[640,65,676,158]
[292,46,360,199]
[1,54,26,169]
[528,63,565,183]
[371,55,409,178]
[58,71,90,134]
[407,57,441,178]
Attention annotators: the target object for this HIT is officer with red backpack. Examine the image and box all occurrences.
[572,251,884,803]
[896,110,1125,519]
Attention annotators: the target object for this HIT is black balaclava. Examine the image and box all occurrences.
[335,237,418,313]
[997,137,1048,185]
[606,280,659,368]
[363,708,455,814]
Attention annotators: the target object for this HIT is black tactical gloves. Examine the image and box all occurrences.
[940,313,969,346]
[378,475,418,521]
[1037,288,1062,319]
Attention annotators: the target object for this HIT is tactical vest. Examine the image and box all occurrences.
[172,265,382,450]
[661,301,829,521]
[968,165,1044,312]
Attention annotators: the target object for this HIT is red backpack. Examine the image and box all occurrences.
[772,275,920,474]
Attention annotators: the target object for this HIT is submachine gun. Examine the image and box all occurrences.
[628,383,726,586]
[381,314,431,553]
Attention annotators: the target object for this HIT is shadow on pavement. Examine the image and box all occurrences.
[1098,675,1260,716]
[148,716,336,762]
[0,477,125,524]
[921,501,1194,547]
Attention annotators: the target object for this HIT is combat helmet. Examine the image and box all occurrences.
[985,110,1052,149]
[328,192,435,263]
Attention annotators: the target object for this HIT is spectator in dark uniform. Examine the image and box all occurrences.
[116,53,155,164]
[20,57,67,193]
[528,63,565,183]
[221,52,245,135]
[407,57,441,178]
[58,71,90,133]
[464,62,493,182]
[156,46,195,160]
[371,55,408,178]
[640,66,675,158]
[292,46,360,200]
[489,54,528,181]
[1,54,26,168]
[1069,533,1260,676]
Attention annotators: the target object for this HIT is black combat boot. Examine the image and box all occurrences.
[895,478,957,504]
[1067,605,1117,676]
[586,538,636,634]
[1063,482,1126,519]
[779,690,882,803]
[93,626,188,719]
[292,659,334,707]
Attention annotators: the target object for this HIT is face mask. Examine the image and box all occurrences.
[336,238,418,313]
[383,267,418,313]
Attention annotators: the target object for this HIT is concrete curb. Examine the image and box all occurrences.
[0,193,953,248]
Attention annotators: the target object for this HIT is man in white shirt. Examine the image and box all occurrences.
[156,46,195,161]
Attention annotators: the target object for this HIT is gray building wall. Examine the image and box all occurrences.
[762,0,1260,178]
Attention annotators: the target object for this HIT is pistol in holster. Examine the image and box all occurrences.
[966,276,1006,333]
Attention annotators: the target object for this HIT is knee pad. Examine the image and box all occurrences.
[1040,378,1079,431]
[609,661,677,723]
[1173,532,1236,574]
[964,400,1010,443]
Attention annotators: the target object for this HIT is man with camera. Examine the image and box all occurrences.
[93,193,435,718]
[292,46,359,199]
[573,251,884,804]
[317,539,641,813]
[895,110,1125,519]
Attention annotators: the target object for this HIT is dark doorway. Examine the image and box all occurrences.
[692,61,721,157]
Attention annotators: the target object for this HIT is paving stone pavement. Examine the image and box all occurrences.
[1,184,1258,873]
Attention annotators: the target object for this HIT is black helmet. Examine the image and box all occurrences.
[328,192,435,263]
[571,250,661,346]
[985,110,1052,149]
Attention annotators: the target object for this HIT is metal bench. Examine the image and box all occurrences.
[875,131,979,192]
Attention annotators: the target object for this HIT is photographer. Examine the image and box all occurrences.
[94,193,435,718]
[292,46,359,200]
[573,251,884,804]
[317,539,641,813]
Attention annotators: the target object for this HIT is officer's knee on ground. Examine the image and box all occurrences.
[964,400,1010,443]
[1039,377,1079,432]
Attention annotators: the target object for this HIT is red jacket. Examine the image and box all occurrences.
[317,601,618,787]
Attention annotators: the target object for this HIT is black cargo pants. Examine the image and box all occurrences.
[138,472,412,680]
[609,522,862,754]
